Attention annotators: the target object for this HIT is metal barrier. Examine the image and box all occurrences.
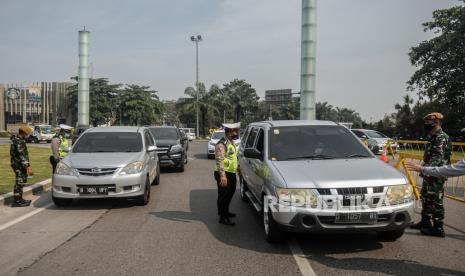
[387,140,465,202]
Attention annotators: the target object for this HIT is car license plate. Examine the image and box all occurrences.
[334,212,377,224]
[78,186,108,195]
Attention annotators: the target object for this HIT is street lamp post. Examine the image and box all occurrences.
[190,35,202,138]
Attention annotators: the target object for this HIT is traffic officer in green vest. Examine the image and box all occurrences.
[50,124,73,173]
[214,122,241,226]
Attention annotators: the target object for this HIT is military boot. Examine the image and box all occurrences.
[12,200,30,207]
[421,220,445,238]
[410,215,432,230]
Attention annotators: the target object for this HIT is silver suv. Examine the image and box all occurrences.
[238,121,414,242]
[52,127,160,206]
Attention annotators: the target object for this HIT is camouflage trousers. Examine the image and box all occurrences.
[421,177,445,223]
[12,166,28,201]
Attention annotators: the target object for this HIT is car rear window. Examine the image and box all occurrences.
[73,132,143,153]
[269,125,372,161]
[150,128,179,140]
[211,132,224,140]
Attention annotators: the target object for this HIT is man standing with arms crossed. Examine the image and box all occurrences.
[214,123,240,226]
[410,112,452,237]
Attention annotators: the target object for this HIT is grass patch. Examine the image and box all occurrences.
[0,144,52,194]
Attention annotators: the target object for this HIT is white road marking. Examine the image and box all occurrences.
[288,238,317,276]
[0,202,54,232]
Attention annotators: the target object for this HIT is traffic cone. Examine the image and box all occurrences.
[380,147,388,163]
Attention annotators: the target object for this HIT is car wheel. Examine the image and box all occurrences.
[52,196,73,207]
[136,178,151,206]
[376,229,405,241]
[153,165,160,186]
[207,154,214,159]
[240,177,249,203]
[184,153,188,164]
[34,137,39,144]
[176,160,185,172]
[262,194,285,243]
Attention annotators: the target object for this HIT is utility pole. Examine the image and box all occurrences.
[190,35,202,138]
[78,28,90,127]
[300,0,317,120]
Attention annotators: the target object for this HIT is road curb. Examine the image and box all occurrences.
[0,179,51,208]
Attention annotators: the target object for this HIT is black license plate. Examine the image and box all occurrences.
[334,212,378,224]
[78,186,109,195]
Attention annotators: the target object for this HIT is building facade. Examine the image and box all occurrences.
[0,82,72,131]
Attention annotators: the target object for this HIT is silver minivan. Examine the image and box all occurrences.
[52,127,160,206]
[238,120,414,242]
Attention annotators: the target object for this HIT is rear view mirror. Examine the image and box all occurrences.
[147,145,157,152]
[244,148,262,160]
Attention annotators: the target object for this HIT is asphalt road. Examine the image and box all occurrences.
[0,141,464,276]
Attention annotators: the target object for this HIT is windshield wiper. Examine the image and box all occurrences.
[344,154,371,158]
[285,154,335,160]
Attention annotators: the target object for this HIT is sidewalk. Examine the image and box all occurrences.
[0,178,51,208]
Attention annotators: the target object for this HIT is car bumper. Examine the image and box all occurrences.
[52,172,147,199]
[207,144,215,155]
[158,153,183,167]
[270,201,414,233]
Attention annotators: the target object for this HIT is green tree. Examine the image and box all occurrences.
[68,77,121,127]
[222,79,260,125]
[408,1,465,131]
[117,85,163,126]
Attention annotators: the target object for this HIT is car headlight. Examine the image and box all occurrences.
[386,184,413,204]
[120,161,144,175]
[55,162,75,176]
[276,188,318,208]
[170,144,183,153]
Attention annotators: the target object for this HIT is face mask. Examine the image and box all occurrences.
[424,123,435,134]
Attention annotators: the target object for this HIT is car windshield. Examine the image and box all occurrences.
[150,128,179,140]
[40,127,54,134]
[269,125,372,161]
[365,130,387,138]
[211,132,224,140]
[73,132,142,153]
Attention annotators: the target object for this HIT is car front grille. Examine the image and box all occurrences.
[76,167,118,176]
[336,187,368,195]
[156,147,169,155]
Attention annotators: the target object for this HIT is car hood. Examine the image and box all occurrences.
[65,152,143,168]
[370,137,391,144]
[272,158,406,189]
[155,139,180,147]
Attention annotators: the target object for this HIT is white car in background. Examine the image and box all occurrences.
[179,128,196,141]
[207,130,241,159]
[352,129,398,154]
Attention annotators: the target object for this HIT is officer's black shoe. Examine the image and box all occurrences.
[219,217,235,226]
[20,199,32,205]
[420,226,445,238]
[12,200,31,207]
[227,212,236,218]
[410,217,432,230]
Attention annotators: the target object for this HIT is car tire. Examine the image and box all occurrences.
[207,154,214,159]
[176,159,185,172]
[184,153,188,164]
[153,165,160,186]
[52,196,73,207]
[34,137,39,144]
[263,194,286,243]
[240,177,249,203]
[135,178,151,206]
[376,229,405,241]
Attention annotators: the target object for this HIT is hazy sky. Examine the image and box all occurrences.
[0,0,459,121]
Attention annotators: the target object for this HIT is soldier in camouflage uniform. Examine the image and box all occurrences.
[410,113,451,237]
[10,126,34,207]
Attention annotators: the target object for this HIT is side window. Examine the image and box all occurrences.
[245,128,258,148]
[145,131,154,149]
[255,129,264,153]
[352,130,363,138]
[241,126,251,148]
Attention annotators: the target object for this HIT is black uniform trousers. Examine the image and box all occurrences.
[214,171,237,218]
[50,156,59,174]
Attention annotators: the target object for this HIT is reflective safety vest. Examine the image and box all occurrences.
[58,136,69,158]
[215,140,238,173]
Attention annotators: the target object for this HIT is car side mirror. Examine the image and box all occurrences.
[361,135,368,139]
[244,148,262,160]
[147,145,157,152]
